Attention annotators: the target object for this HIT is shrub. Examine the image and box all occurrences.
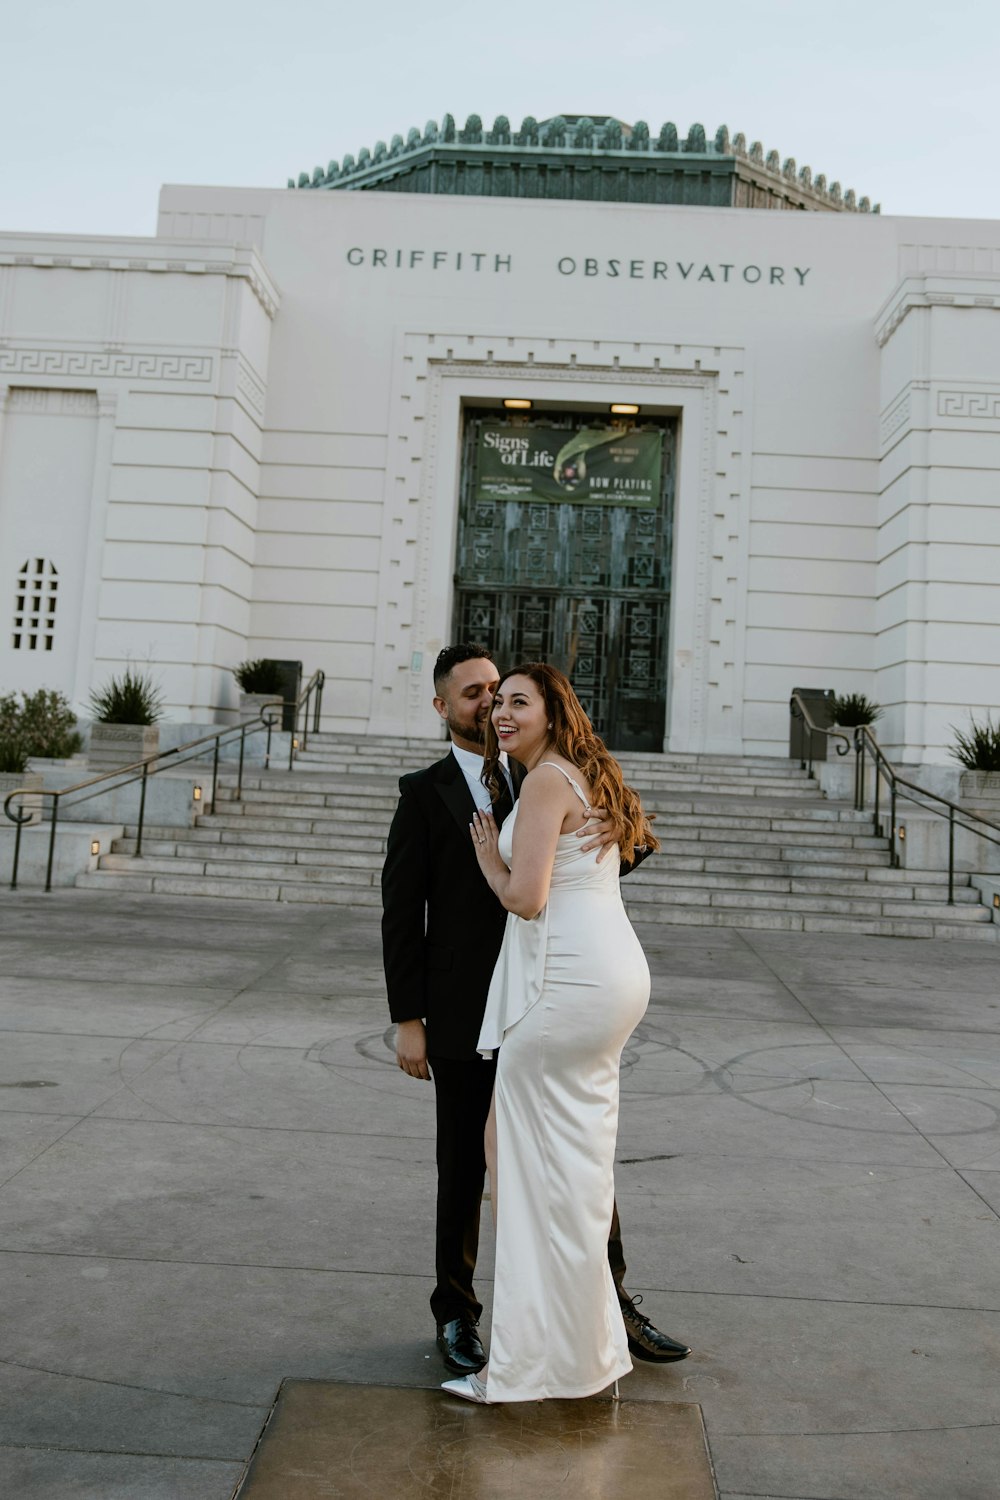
[831,693,883,727]
[0,740,29,774]
[0,688,83,763]
[233,659,284,694]
[949,712,1000,772]
[89,668,164,725]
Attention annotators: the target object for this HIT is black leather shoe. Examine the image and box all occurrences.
[620,1294,691,1363]
[436,1317,487,1375]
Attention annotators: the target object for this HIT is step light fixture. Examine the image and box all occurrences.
[193,785,202,801]
[90,840,100,856]
[502,398,532,410]
[610,403,640,415]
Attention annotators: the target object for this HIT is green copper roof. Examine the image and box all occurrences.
[290,114,878,214]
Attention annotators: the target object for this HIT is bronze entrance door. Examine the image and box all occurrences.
[453,413,675,751]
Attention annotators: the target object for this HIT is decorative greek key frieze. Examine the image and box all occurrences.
[937,390,1000,420]
[0,349,213,382]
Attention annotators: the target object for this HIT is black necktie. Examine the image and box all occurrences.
[493,773,514,829]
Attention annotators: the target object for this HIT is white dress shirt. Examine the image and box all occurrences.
[451,743,513,812]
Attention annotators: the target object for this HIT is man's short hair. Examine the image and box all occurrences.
[433,642,495,690]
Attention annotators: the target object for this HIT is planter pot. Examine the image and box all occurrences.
[239,692,281,724]
[959,770,1000,809]
[959,772,1000,873]
[0,771,43,826]
[88,723,160,772]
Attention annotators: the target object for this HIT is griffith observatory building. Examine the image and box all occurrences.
[2,113,999,762]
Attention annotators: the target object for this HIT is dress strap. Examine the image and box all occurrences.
[538,761,592,814]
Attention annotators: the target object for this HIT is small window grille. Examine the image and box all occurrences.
[12,559,58,651]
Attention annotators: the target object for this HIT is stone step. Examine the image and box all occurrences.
[113,829,387,855]
[223,764,820,792]
[622,885,991,920]
[657,836,887,861]
[668,844,892,866]
[289,762,815,786]
[290,762,815,786]
[219,774,400,793]
[625,904,997,940]
[196,810,378,832]
[231,774,821,804]
[97,853,380,886]
[305,734,444,750]
[305,736,806,772]
[104,844,382,872]
[219,801,831,834]
[216,787,398,811]
[711,889,983,921]
[216,789,858,827]
[657,811,873,834]
[203,797,873,837]
[185,817,895,862]
[630,868,980,901]
[76,869,382,905]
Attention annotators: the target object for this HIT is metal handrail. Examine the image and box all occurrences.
[3,702,285,893]
[789,691,852,777]
[286,669,325,770]
[852,725,1000,904]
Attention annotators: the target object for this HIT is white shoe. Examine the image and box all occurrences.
[441,1372,490,1403]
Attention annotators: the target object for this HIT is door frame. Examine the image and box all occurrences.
[369,340,749,756]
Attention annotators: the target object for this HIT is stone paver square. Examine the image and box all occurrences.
[236,1381,717,1499]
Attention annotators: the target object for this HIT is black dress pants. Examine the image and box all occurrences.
[429,1054,628,1326]
[429,1053,496,1324]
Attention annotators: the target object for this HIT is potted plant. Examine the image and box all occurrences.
[0,689,80,824]
[831,693,883,730]
[233,659,284,722]
[0,737,43,826]
[950,712,1000,812]
[88,668,164,770]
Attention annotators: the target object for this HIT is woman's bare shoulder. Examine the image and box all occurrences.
[524,759,592,802]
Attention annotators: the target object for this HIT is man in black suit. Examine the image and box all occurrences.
[381,643,690,1376]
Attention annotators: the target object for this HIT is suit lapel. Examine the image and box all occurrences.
[434,748,525,835]
[435,751,477,837]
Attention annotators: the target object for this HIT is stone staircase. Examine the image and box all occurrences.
[76,733,998,940]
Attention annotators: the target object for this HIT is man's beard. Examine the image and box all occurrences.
[447,709,487,747]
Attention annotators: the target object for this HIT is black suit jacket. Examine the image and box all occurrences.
[381,751,519,1061]
[381,749,651,1062]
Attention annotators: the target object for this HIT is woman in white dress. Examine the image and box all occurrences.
[442,662,659,1404]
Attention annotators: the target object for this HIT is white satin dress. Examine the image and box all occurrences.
[477,763,651,1401]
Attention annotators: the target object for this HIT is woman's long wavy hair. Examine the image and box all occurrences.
[482,662,659,863]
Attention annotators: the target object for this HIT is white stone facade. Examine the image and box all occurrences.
[1,185,999,762]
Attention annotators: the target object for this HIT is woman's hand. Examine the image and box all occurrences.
[470,808,509,895]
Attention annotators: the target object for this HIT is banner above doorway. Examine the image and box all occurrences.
[474,424,662,506]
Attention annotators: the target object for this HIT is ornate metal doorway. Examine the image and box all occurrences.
[453,411,676,750]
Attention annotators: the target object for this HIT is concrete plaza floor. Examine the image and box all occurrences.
[1,887,999,1499]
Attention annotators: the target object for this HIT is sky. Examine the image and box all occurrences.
[3,0,999,238]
